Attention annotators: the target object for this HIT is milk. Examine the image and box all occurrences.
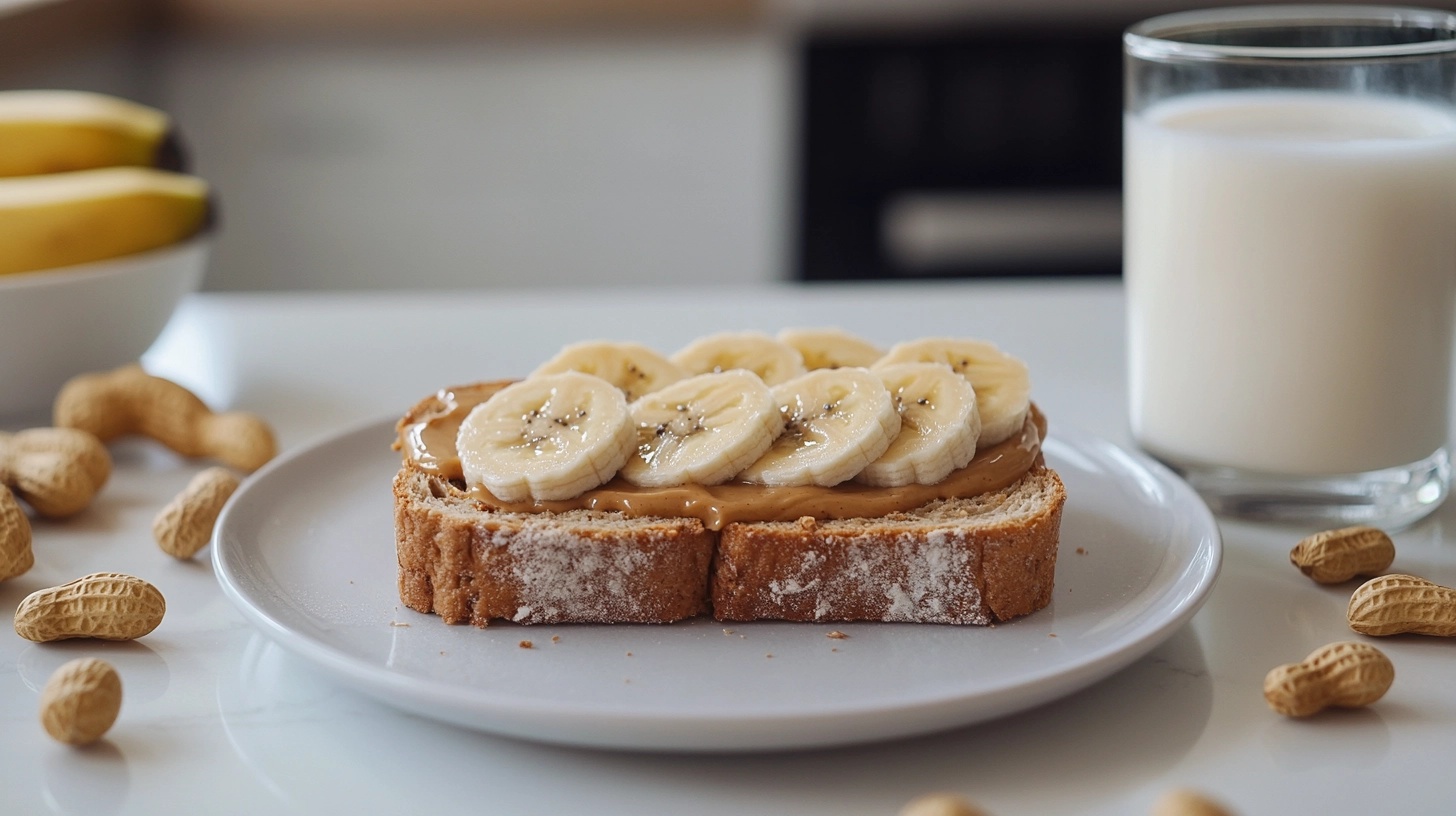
[1126,91,1456,475]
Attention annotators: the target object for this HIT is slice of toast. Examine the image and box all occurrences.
[711,466,1064,624]
[394,458,1064,626]
[395,467,715,625]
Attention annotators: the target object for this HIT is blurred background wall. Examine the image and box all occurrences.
[1,0,1434,291]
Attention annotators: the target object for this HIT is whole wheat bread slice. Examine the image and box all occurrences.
[395,468,715,625]
[394,460,1064,626]
[711,466,1064,624]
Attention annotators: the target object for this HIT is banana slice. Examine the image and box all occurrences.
[619,370,783,487]
[456,372,635,502]
[856,363,981,487]
[738,368,901,487]
[778,327,884,370]
[670,331,807,386]
[531,341,687,402]
[875,338,1030,445]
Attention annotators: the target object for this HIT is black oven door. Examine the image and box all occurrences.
[797,25,1125,281]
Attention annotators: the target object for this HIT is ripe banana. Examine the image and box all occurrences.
[0,90,182,177]
[0,166,210,276]
[739,367,901,487]
[671,331,807,386]
[456,372,636,502]
[857,362,981,487]
[619,370,783,487]
[876,338,1030,445]
[778,327,884,370]
[531,341,686,402]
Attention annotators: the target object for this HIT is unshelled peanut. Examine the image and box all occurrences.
[14,572,165,642]
[0,427,111,517]
[153,467,240,559]
[1347,573,1456,636]
[1263,641,1394,717]
[40,657,121,745]
[1289,525,1394,584]
[899,793,989,816]
[0,484,33,581]
[54,364,276,472]
[1151,789,1235,816]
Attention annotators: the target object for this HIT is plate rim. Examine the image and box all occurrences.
[213,416,1222,750]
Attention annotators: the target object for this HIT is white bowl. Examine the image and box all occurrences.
[0,238,208,418]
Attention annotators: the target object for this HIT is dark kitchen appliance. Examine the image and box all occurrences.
[796,23,1126,281]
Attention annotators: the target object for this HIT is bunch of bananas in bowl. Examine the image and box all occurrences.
[0,90,214,418]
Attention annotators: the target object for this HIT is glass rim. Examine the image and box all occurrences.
[1125,4,1456,61]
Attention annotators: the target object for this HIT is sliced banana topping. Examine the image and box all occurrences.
[456,371,636,502]
[670,331,808,386]
[530,340,686,402]
[857,362,981,488]
[738,368,901,488]
[452,332,1035,501]
[875,337,1030,446]
[778,327,885,370]
[619,370,783,488]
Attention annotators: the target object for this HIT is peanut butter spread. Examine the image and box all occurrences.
[397,381,1045,531]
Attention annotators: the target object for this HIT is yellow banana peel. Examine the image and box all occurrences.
[0,167,209,276]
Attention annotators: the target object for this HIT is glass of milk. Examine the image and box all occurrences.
[1125,6,1456,527]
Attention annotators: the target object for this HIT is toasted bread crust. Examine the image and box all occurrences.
[394,461,1064,626]
[395,469,714,625]
[711,467,1064,624]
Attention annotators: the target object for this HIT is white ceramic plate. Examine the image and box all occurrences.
[213,419,1220,753]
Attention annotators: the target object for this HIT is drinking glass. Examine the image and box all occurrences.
[1124,5,1456,527]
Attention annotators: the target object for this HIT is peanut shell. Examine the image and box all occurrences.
[1347,573,1456,636]
[1151,789,1234,816]
[0,427,111,518]
[40,657,121,745]
[1263,641,1394,717]
[0,484,33,581]
[899,793,989,816]
[1289,525,1394,584]
[54,364,276,472]
[14,572,165,642]
[153,467,241,559]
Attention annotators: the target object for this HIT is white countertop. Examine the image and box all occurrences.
[3,279,1453,815]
